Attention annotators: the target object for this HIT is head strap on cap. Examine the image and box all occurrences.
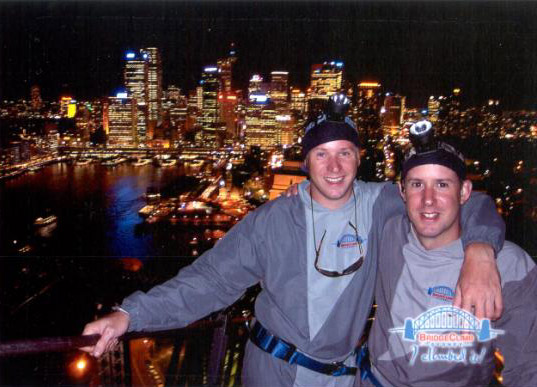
[402,120,466,180]
[301,94,359,159]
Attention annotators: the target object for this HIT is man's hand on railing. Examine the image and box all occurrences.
[81,311,130,357]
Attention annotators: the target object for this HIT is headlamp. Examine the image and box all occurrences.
[409,120,436,154]
[301,93,359,159]
[402,120,466,180]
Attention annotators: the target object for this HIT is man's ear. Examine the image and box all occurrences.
[398,181,406,202]
[460,180,472,204]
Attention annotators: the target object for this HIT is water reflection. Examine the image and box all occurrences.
[0,162,195,259]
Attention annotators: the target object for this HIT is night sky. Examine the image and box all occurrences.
[1,1,536,109]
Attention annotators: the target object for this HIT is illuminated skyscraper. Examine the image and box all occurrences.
[245,93,278,149]
[196,86,204,111]
[355,81,382,137]
[427,96,440,122]
[200,66,225,146]
[248,74,265,96]
[218,91,238,139]
[107,92,138,147]
[166,85,182,101]
[290,88,306,114]
[275,113,295,147]
[124,52,146,103]
[380,93,406,137]
[438,88,462,136]
[60,96,77,118]
[200,66,220,127]
[270,71,289,107]
[123,47,162,142]
[309,61,344,100]
[143,47,163,124]
[124,51,147,141]
[217,43,237,93]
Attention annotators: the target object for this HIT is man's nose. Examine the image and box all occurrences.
[423,185,435,206]
[327,156,341,172]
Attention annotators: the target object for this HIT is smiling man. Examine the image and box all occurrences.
[358,123,537,386]
[83,99,505,386]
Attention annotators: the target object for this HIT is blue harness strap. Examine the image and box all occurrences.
[249,321,357,377]
[356,345,383,387]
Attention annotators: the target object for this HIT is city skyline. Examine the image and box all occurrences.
[1,1,536,109]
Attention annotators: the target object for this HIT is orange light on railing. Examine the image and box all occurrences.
[67,353,92,381]
[76,358,87,370]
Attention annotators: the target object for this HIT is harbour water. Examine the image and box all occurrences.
[0,161,198,259]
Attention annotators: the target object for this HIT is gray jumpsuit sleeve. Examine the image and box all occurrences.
[494,247,537,386]
[122,210,264,332]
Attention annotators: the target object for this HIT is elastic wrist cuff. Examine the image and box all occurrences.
[112,305,130,316]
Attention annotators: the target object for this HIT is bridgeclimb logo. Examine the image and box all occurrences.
[334,234,365,249]
[389,306,504,366]
[427,285,455,302]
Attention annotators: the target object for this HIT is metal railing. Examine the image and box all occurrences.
[0,313,249,386]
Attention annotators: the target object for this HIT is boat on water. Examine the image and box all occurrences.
[143,187,161,201]
[160,159,177,167]
[75,159,93,165]
[28,165,43,172]
[154,158,177,167]
[101,158,127,166]
[138,205,156,217]
[34,215,58,226]
[133,158,152,166]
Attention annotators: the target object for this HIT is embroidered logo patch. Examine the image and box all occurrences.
[389,306,504,366]
[427,286,455,302]
[337,234,358,248]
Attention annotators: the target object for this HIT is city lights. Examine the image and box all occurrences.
[0,4,535,386]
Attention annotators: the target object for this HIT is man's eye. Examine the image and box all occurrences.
[316,152,326,158]
[438,182,448,188]
[340,151,351,157]
[410,182,422,188]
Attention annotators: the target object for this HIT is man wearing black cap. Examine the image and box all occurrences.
[82,102,505,386]
[357,122,537,386]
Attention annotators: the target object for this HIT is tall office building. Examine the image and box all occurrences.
[196,86,204,111]
[355,81,382,137]
[123,47,162,142]
[200,66,225,146]
[165,85,182,102]
[248,74,267,96]
[427,96,441,122]
[60,96,74,117]
[290,88,306,114]
[275,113,295,147]
[309,61,344,100]
[270,71,289,107]
[245,93,278,149]
[380,93,406,137]
[124,52,147,103]
[143,47,163,123]
[124,51,147,141]
[438,88,462,136]
[200,66,220,128]
[217,43,237,93]
[219,91,238,139]
[107,92,138,147]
